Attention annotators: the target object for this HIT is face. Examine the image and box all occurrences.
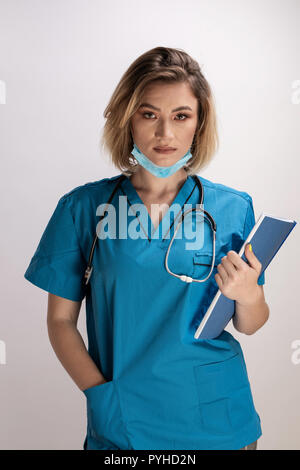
[130,81,198,165]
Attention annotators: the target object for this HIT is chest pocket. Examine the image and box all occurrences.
[192,252,220,280]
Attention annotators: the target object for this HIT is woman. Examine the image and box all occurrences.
[24,46,269,450]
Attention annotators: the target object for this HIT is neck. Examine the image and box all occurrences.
[129,168,188,196]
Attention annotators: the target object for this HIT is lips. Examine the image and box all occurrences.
[153,148,177,154]
[154,147,177,150]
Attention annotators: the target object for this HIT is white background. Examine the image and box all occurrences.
[0,0,299,450]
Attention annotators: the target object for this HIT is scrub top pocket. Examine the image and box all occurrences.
[192,252,219,280]
[193,353,257,436]
[83,380,130,450]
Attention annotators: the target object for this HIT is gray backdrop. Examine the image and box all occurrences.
[0,0,299,450]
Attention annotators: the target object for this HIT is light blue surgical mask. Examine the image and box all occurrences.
[130,142,193,178]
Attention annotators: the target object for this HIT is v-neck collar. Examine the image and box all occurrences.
[120,174,198,242]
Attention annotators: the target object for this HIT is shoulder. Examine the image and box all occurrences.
[196,174,253,210]
[197,174,252,202]
[57,174,124,208]
[194,176,257,248]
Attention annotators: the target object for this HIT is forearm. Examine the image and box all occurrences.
[232,286,270,335]
[47,319,106,391]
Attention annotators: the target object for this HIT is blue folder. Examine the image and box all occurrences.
[194,213,297,340]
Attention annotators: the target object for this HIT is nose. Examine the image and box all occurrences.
[154,119,175,140]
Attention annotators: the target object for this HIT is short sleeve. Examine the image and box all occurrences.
[243,196,265,286]
[24,195,87,301]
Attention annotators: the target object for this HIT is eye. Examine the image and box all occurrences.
[143,112,156,119]
[142,112,189,121]
[176,113,189,121]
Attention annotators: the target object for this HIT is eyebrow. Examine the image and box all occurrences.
[139,102,193,112]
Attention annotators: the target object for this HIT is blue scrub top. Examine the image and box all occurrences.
[24,173,265,450]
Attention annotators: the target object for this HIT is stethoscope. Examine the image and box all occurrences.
[83,174,217,287]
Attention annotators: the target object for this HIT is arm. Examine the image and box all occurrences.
[215,243,270,335]
[232,284,270,335]
[47,293,107,391]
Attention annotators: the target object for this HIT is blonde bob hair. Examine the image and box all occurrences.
[100,46,219,177]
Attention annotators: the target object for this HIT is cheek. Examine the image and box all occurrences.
[131,115,151,136]
[182,119,198,137]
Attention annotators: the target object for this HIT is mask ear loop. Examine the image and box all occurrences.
[164,207,216,283]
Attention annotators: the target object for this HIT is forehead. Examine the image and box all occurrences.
[141,81,198,108]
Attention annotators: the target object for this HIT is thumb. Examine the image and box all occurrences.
[245,243,261,273]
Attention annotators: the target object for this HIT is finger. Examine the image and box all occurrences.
[217,262,229,283]
[214,272,223,288]
[220,255,238,278]
[226,250,246,271]
[244,243,262,274]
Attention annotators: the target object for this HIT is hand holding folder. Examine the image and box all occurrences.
[194,213,297,340]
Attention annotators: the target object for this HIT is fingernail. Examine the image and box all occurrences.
[248,243,252,252]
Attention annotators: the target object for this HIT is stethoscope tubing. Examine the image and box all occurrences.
[164,207,216,283]
[83,174,217,286]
